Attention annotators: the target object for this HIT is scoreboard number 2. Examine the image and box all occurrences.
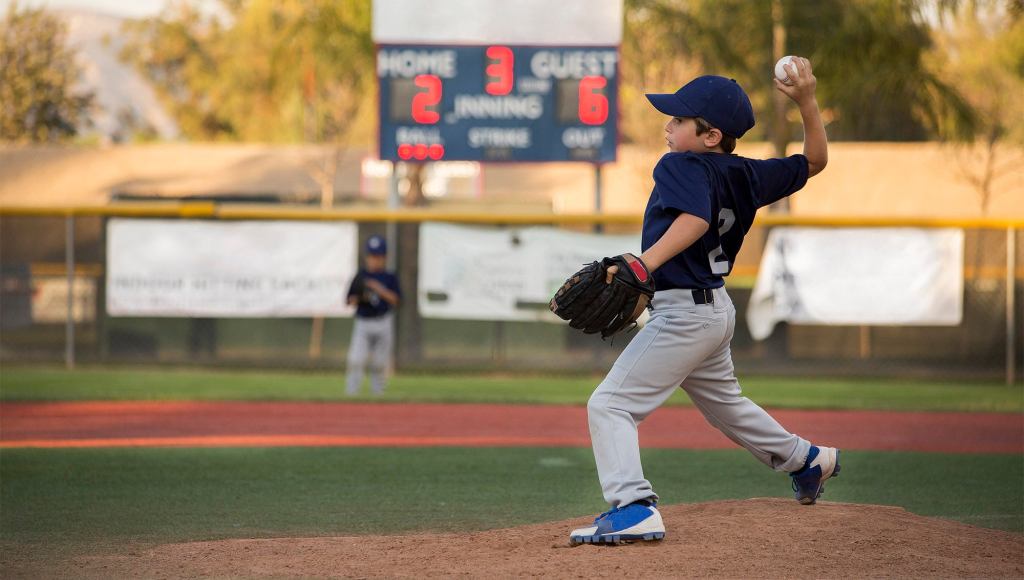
[411,74,442,124]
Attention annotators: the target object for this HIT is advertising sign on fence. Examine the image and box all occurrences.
[107,219,358,317]
[32,276,97,323]
[418,222,640,321]
[747,227,965,340]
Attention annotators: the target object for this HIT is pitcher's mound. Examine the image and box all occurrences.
[76,499,1022,578]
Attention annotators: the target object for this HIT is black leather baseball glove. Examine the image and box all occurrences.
[549,253,656,339]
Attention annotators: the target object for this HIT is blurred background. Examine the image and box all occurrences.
[1,0,1022,381]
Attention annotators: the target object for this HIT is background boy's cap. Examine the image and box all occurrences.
[645,75,755,138]
[366,235,387,255]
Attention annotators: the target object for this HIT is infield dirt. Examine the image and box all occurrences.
[7,498,1021,579]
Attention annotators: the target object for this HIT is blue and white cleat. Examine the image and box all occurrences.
[569,500,665,545]
[791,446,841,505]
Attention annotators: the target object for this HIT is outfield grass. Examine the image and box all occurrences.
[1,366,1021,412]
[1,447,1020,551]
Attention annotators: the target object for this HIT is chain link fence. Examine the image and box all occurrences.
[1,211,1020,382]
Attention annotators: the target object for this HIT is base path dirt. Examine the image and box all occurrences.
[1,401,1021,453]
[5,499,1018,579]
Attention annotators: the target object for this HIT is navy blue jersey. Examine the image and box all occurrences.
[642,152,808,290]
[348,270,401,318]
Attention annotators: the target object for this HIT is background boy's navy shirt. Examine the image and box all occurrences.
[642,151,809,290]
[348,270,401,318]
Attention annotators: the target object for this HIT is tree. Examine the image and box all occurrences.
[930,1,1024,214]
[118,3,232,141]
[120,0,374,149]
[621,0,976,146]
[0,2,95,143]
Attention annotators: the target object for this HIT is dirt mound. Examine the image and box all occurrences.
[52,499,1024,578]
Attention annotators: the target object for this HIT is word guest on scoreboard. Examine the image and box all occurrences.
[378,45,619,163]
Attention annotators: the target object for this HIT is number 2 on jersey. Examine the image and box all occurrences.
[707,208,735,275]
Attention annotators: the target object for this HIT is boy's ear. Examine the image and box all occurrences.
[703,128,723,148]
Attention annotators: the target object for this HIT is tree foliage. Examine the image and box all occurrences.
[622,0,978,144]
[0,2,94,143]
[118,0,1020,149]
[121,0,374,144]
[929,1,1024,212]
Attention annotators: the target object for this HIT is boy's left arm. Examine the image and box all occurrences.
[639,213,709,273]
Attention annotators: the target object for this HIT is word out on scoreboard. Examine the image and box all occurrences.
[378,45,618,163]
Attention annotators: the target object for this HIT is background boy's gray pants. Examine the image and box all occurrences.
[587,287,811,507]
[346,313,394,395]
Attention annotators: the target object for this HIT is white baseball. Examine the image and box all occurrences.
[774,55,797,85]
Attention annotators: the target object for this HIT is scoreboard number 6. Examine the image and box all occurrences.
[578,76,609,125]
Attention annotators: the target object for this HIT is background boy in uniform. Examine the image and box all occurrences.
[570,57,836,545]
[345,235,400,396]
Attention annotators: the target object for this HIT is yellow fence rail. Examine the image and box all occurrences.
[2,203,1023,229]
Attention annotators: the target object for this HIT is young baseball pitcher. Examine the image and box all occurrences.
[568,58,836,544]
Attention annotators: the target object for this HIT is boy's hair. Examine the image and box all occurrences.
[695,117,737,153]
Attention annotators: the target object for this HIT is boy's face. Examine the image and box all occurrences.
[664,116,721,153]
[366,254,386,271]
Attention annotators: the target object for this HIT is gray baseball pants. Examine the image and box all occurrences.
[346,313,394,395]
[587,287,811,507]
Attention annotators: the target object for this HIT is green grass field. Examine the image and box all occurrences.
[2,447,1021,549]
[0,365,1021,568]
[2,366,1021,411]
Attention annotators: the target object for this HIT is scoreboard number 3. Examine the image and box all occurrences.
[485,45,514,95]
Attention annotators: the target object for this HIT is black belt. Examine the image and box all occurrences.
[691,288,715,305]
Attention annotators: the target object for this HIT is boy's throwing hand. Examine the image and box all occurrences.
[774,56,817,104]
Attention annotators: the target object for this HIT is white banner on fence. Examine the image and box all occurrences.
[419,223,640,321]
[107,219,358,317]
[32,275,96,323]
[747,227,964,340]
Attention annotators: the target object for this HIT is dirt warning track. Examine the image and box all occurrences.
[2,401,1020,453]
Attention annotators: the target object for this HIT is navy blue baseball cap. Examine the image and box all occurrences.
[366,235,387,255]
[645,75,755,138]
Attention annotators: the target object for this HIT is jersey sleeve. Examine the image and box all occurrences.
[386,273,402,297]
[748,154,809,208]
[652,154,713,223]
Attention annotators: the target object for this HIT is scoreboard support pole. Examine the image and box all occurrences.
[386,162,401,272]
[1007,226,1017,386]
[593,163,603,234]
[65,215,76,370]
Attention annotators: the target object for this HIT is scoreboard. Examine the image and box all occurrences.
[377,45,619,163]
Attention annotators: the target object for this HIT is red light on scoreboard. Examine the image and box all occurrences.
[412,74,442,124]
[485,45,514,96]
[578,76,609,125]
[397,143,445,160]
